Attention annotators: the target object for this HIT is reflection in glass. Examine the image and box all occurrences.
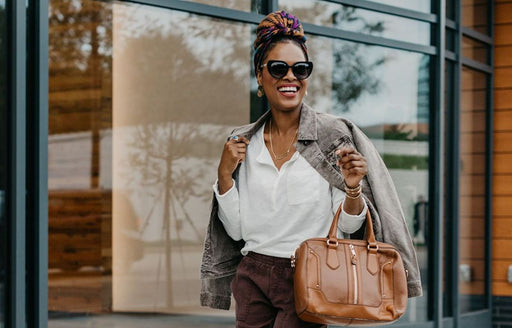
[462,36,488,63]
[371,0,430,13]
[48,0,250,322]
[112,4,250,313]
[280,0,430,45]
[462,0,488,34]
[458,67,487,312]
[306,35,430,321]
[0,0,6,325]
[181,0,260,12]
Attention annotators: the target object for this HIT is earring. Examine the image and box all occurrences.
[305,90,308,96]
[257,85,264,97]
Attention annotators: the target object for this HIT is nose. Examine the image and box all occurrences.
[283,66,297,81]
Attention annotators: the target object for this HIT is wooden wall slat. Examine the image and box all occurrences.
[494,132,512,152]
[493,260,512,281]
[494,196,512,217]
[494,0,512,300]
[493,239,512,259]
[493,282,512,296]
[461,90,487,111]
[494,154,512,173]
[494,110,512,131]
[496,67,512,88]
[495,25,512,46]
[496,46,512,67]
[494,219,512,237]
[495,89,512,110]
[496,3,512,23]
[460,174,486,196]
[460,218,486,237]
[493,173,512,194]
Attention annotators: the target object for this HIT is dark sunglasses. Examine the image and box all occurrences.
[261,60,313,80]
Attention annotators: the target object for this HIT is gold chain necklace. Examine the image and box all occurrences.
[269,119,299,161]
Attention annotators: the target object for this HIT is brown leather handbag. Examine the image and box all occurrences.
[291,205,408,326]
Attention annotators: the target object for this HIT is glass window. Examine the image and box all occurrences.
[370,0,431,13]
[462,0,488,35]
[462,36,488,64]
[446,28,455,52]
[0,0,6,326]
[182,0,261,12]
[305,34,430,322]
[280,0,431,46]
[48,0,250,324]
[458,67,487,312]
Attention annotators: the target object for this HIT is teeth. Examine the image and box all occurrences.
[278,86,297,92]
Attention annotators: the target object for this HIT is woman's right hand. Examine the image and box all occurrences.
[217,135,250,194]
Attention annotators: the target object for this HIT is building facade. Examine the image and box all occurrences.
[1,0,510,327]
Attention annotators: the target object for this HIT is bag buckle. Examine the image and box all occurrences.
[326,239,339,247]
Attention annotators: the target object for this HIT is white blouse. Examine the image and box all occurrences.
[213,123,367,258]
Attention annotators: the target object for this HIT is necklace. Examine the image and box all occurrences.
[269,119,299,161]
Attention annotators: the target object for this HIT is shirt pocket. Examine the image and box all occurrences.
[287,160,320,205]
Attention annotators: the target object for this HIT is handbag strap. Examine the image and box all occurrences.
[327,203,378,249]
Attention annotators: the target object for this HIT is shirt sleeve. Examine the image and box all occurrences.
[213,179,242,241]
[331,186,368,235]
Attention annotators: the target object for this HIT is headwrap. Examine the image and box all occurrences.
[253,10,308,73]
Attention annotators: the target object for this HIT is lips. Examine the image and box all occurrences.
[277,84,300,96]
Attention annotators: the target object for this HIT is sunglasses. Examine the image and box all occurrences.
[261,60,314,80]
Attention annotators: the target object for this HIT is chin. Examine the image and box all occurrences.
[271,98,304,112]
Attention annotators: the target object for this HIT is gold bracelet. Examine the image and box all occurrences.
[345,193,361,200]
[345,181,361,191]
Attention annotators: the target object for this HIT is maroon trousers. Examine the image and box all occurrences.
[230,252,326,328]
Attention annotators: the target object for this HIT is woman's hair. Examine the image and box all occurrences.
[253,10,308,74]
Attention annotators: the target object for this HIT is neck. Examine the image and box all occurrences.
[269,104,301,135]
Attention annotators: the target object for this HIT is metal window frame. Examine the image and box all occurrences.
[324,0,436,23]
[26,0,49,327]
[430,0,445,327]
[6,0,27,327]
[123,0,436,55]
[5,0,49,327]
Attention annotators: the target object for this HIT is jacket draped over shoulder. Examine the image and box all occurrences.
[200,104,422,310]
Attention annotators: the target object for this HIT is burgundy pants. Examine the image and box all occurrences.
[230,252,326,328]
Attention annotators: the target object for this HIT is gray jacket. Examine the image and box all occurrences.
[200,104,422,310]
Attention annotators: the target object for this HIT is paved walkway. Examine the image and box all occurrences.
[49,313,235,328]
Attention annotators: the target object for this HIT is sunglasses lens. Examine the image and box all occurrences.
[268,62,288,78]
[292,63,312,79]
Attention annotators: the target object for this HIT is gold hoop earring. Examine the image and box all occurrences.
[257,85,264,97]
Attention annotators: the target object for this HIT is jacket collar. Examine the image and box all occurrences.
[233,102,318,141]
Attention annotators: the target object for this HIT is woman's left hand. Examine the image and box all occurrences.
[335,147,368,188]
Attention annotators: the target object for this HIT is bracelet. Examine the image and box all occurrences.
[345,193,361,200]
[344,181,361,191]
[344,181,362,199]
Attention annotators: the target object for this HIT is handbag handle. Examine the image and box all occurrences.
[327,203,378,249]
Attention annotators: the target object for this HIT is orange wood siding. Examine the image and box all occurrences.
[493,0,512,296]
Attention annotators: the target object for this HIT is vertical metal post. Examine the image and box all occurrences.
[31,0,49,326]
[431,0,446,327]
[450,0,462,325]
[7,0,27,326]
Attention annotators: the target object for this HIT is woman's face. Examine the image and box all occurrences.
[257,41,309,113]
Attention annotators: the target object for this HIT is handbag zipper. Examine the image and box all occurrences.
[349,244,358,304]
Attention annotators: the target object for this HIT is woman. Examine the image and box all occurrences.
[200,10,422,328]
